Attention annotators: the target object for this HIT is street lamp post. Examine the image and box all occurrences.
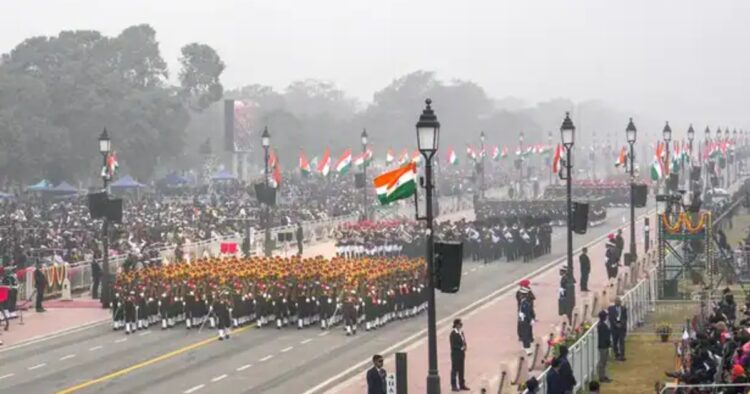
[415,99,441,394]
[687,125,694,194]
[725,128,731,186]
[480,131,486,198]
[560,113,575,274]
[626,119,637,262]
[705,127,711,194]
[361,129,369,221]
[261,127,271,257]
[98,128,112,307]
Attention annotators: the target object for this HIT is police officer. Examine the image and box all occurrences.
[579,247,591,292]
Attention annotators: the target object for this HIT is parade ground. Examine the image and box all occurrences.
[0,206,646,394]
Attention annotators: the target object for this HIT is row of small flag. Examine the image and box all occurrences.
[296,144,556,176]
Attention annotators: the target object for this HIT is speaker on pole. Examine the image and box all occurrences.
[104,198,123,223]
[88,192,108,219]
[572,202,589,234]
[435,241,464,293]
[633,184,648,207]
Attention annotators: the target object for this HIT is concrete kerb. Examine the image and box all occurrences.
[316,211,653,394]
[0,317,110,354]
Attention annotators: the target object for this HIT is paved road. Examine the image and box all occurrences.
[0,207,645,394]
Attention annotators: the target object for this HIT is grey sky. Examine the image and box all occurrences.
[1,0,748,128]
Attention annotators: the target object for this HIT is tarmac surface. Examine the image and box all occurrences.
[0,206,645,394]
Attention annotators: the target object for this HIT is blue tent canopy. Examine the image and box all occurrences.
[211,169,236,181]
[49,181,78,194]
[26,179,50,191]
[160,173,190,186]
[0,192,14,199]
[111,175,145,189]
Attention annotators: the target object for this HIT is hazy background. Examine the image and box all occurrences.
[0,0,747,181]
[2,0,747,124]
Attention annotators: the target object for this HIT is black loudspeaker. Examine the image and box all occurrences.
[355,173,365,189]
[104,198,123,223]
[633,184,648,207]
[285,232,293,242]
[572,202,589,234]
[88,192,108,219]
[514,159,522,169]
[719,157,726,169]
[667,173,679,192]
[277,233,285,242]
[224,99,235,152]
[435,241,463,293]
[711,176,719,187]
[691,166,701,181]
[707,161,715,175]
[254,183,277,206]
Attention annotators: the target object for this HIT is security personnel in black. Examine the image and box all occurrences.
[450,318,470,391]
[214,292,231,340]
[558,266,575,326]
[517,286,535,356]
[579,247,591,292]
[33,261,47,313]
[91,260,102,299]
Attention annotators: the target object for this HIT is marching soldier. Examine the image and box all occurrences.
[558,266,576,326]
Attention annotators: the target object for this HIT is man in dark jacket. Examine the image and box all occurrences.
[557,345,577,393]
[545,358,565,394]
[608,297,628,361]
[579,248,591,292]
[91,261,102,299]
[596,310,612,382]
[450,318,470,391]
[34,261,47,312]
[366,354,386,394]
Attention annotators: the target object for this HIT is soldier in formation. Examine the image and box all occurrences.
[108,255,428,340]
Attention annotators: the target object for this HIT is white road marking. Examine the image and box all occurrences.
[281,346,293,353]
[138,331,151,336]
[305,211,654,394]
[259,355,273,362]
[28,363,46,370]
[463,272,468,276]
[115,338,127,343]
[0,373,15,380]
[211,374,228,382]
[300,338,312,345]
[88,345,103,351]
[236,364,252,372]
[318,331,329,337]
[470,268,477,272]
[59,354,76,361]
[184,384,205,394]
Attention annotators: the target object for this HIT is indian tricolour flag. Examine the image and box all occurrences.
[354,148,373,168]
[650,160,663,181]
[491,146,500,161]
[299,150,311,176]
[373,163,417,205]
[335,149,353,174]
[614,147,627,168]
[317,148,331,176]
[500,146,508,158]
[386,148,395,165]
[411,150,422,164]
[398,149,410,165]
[447,147,458,166]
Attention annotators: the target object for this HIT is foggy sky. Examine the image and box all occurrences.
[1,0,748,129]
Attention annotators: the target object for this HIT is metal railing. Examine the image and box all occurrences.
[532,265,658,393]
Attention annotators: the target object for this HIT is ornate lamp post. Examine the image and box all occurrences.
[415,99,441,394]
[626,119,637,262]
[261,127,272,257]
[560,113,575,273]
[98,128,112,307]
